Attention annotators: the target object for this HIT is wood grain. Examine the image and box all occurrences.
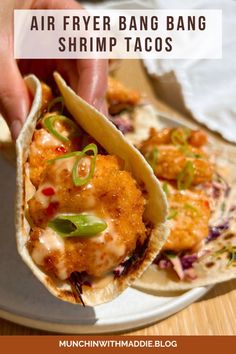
[0,60,235,335]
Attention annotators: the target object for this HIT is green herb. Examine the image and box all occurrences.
[43,115,79,143]
[177,161,195,190]
[184,203,199,215]
[48,214,107,238]
[179,145,202,159]
[47,143,98,187]
[162,182,169,196]
[167,208,178,220]
[213,246,228,257]
[72,143,98,186]
[171,128,190,147]
[221,202,226,213]
[164,251,177,259]
[146,147,158,170]
[47,151,82,164]
[213,245,236,267]
[48,96,64,115]
[228,250,236,267]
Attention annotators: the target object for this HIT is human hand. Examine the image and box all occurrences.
[0,0,108,140]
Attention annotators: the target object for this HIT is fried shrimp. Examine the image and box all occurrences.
[149,145,213,184]
[107,77,140,115]
[140,128,213,185]
[163,185,211,251]
[141,127,208,149]
[28,155,147,279]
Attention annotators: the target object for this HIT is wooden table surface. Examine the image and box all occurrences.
[0,60,235,335]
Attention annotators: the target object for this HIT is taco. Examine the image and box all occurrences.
[104,78,236,291]
[130,113,236,290]
[15,73,168,305]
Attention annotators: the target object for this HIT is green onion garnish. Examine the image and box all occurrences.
[184,203,199,215]
[213,245,236,267]
[146,147,158,170]
[47,151,82,164]
[44,115,79,143]
[162,182,169,196]
[171,128,190,147]
[177,161,195,190]
[227,249,236,267]
[179,145,202,159]
[48,214,107,238]
[47,143,98,187]
[164,251,177,259]
[167,208,178,220]
[213,246,227,257]
[72,143,98,186]
[48,96,64,115]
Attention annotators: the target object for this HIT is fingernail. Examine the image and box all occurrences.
[10,120,22,141]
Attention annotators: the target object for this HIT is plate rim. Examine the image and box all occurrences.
[0,286,211,334]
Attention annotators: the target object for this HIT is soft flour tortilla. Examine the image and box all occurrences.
[128,104,236,291]
[15,73,168,305]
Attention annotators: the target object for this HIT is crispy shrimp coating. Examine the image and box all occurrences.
[41,83,54,111]
[141,127,208,149]
[29,114,81,187]
[163,185,211,251]
[107,77,140,115]
[28,155,147,279]
[151,145,213,184]
[140,128,213,185]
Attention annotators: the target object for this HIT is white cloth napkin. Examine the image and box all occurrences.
[86,0,236,143]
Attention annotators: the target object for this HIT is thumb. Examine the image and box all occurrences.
[0,56,30,140]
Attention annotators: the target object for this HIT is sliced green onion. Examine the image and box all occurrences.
[171,128,190,147]
[167,208,178,220]
[184,203,199,215]
[177,161,195,190]
[162,182,169,196]
[213,246,227,257]
[72,143,98,186]
[213,245,236,267]
[48,96,64,115]
[227,249,236,267]
[146,147,158,170]
[47,151,82,164]
[179,145,202,159]
[44,115,79,143]
[47,143,98,186]
[48,214,107,238]
[164,251,177,259]
[221,202,226,213]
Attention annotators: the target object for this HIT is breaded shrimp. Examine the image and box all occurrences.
[107,77,140,115]
[163,184,211,251]
[140,128,213,185]
[141,127,208,150]
[28,155,147,279]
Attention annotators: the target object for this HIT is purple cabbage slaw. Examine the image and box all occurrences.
[155,174,233,281]
[154,214,231,282]
[109,115,134,134]
[113,238,149,278]
[112,111,234,281]
[154,252,198,281]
